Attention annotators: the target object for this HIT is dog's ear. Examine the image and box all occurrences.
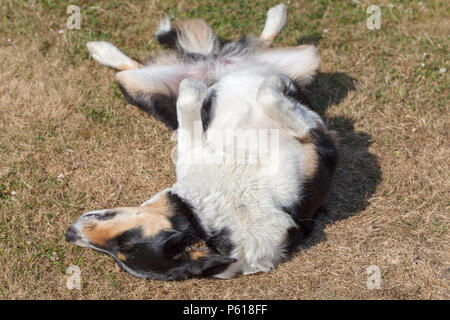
[163,232,201,256]
[168,255,237,280]
[164,232,236,279]
[164,232,212,261]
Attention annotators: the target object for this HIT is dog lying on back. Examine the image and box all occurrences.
[66,4,338,280]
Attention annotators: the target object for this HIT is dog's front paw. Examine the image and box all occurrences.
[262,74,292,94]
[258,74,291,100]
[177,78,208,111]
[258,74,294,117]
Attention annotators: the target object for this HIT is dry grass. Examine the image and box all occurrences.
[0,0,448,299]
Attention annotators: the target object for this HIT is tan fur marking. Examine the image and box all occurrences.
[296,136,319,179]
[189,250,207,260]
[116,252,127,261]
[141,193,174,217]
[185,241,208,260]
[83,195,173,246]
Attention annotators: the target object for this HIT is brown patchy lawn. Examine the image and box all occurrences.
[0,0,448,299]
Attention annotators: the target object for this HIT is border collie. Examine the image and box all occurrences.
[66,4,338,280]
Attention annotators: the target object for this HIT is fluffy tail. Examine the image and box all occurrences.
[156,16,220,56]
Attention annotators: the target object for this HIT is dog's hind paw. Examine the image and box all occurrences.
[261,3,287,42]
[156,14,171,36]
[86,41,139,70]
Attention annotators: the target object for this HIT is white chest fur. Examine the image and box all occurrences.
[171,138,303,278]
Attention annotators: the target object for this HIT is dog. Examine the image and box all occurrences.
[65,4,338,280]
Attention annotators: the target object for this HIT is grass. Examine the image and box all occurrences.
[0,0,448,299]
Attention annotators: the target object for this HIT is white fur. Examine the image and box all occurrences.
[156,15,171,36]
[177,78,207,155]
[260,3,287,41]
[170,71,323,278]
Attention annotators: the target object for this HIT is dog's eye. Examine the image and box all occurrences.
[84,211,118,220]
[84,213,99,218]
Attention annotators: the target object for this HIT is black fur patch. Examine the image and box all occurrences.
[113,227,145,250]
[167,192,207,239]
[183,52,208,63]
[219,36,256,57]
[281,128,338,256]
[166,255,237,280]
[110,228,183,279]
[156,29,178,50]
[156,28,211,63]
[286,82,314,109]
[207,228,234,256]
[311,128,338,174]
[201,89,216,132]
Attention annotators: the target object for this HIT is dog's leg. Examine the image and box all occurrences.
[115,65,191,130]
[255,45,320,85]
[176,78,207,155]
[86,41,142,71]
[257,75,324,138]
[259,3,287,46]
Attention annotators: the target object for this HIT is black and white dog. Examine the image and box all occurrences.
[66,4,338,280]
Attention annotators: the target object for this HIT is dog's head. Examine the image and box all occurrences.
[65,192,235,280]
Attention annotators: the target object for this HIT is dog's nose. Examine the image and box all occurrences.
[65,226,80,243]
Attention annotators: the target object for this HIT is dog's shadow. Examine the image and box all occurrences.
[298,72,381,250]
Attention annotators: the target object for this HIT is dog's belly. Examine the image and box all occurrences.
[207,69,284,132]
